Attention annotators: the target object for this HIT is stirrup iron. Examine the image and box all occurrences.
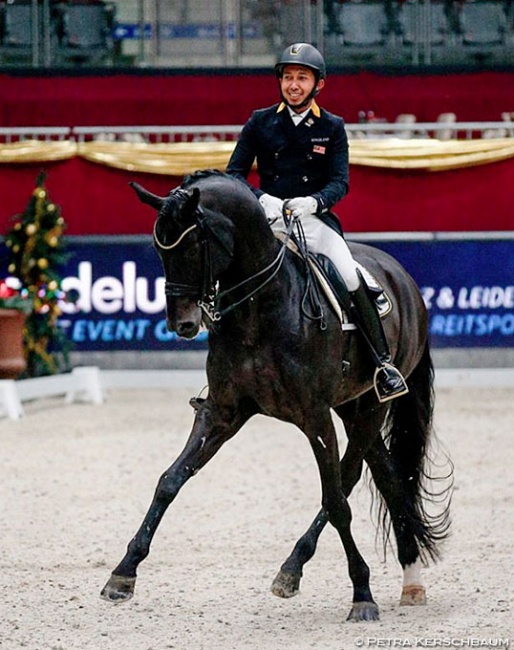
[373,362,409,403]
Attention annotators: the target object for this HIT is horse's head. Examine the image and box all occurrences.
[131,181,234,339]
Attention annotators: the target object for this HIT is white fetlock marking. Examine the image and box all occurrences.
[403,558,424,587]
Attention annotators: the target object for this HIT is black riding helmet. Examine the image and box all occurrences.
[275,43,327,82]
[275,43,326,111]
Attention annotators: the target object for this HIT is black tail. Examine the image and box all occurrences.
[378,340,453,563]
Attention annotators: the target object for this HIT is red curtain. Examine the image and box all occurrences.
[342,160,514,232]
[1,70,514,126]
[1,156,513,235]
[2,69,514,234]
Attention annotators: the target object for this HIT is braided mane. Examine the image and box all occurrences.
[182,169,232,188]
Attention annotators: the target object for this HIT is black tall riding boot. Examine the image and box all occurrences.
[349,282,409,403]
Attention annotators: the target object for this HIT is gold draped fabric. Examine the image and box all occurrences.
[0,140,77,163]
[349,138,514,171]
[1,137,514,173]
[77,140,238,175]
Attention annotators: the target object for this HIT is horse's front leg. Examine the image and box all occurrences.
[100,400,246,603]
[305,409,379,621]
[271,442,365,599]
[272,398,385,601]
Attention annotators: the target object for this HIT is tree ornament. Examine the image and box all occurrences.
[3,172,72,377]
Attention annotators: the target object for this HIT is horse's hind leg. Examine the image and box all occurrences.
[101,401,248,603]
[364,437,427,606]
[272,398,385,600]
[365,344,451,607]
[271,507,329,598]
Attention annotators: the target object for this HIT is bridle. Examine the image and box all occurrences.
[155,200,222,309]
[154,195,297,323]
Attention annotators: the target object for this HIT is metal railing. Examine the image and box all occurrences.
[345,121,514,140]
[72,125,243,143]
[0,127,71,143]
[1,122,514,144]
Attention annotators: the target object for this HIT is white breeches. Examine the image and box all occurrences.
[271,213,361,292]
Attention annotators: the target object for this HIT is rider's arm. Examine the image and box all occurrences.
[311,117,349,215]
[226,113,264,199]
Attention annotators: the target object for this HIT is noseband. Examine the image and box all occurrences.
[154,199,221,305]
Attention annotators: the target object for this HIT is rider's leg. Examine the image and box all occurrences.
[349,271,409,401]
[300,215,408,402]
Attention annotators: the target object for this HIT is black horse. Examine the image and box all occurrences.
[101,170,451,621]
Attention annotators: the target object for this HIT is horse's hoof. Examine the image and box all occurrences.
[270,570,301,598]
[347,601,380,622]
[100,574,136,603]
[400,584,426,606]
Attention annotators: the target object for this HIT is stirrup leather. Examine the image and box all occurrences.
[373,362,409,403]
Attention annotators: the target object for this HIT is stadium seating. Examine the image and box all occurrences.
[338,1,390,46]
[325,0,514,67]
[461,1,509,44]
[52,2,115,65]
[0,0,115,66]
[398,1,450,46]
[1,0,513,70]
[0,0,37,63]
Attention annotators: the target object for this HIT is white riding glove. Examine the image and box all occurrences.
[259,193,284,224]
[286,196,318,220]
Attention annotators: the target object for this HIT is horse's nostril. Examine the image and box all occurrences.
[176,321,198,339]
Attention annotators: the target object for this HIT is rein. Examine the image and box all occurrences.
[206,210,297,321]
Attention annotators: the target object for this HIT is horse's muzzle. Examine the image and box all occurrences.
[166,298,202,339]
[173,318,201,339]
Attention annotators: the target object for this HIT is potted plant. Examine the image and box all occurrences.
[0,278,32,379]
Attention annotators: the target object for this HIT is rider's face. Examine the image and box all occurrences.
[280,65,324,112]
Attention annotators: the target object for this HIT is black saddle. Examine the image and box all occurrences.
[311,253,391,319]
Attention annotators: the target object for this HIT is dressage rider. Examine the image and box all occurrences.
[226,42,408,402]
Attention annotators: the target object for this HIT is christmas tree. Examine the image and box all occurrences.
[3,172,72,377]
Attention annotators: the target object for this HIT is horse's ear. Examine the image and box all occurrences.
[129,182,165,210]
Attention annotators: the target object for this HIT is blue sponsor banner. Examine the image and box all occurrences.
[1,236,513,350]
[1,237,206,353]
[56,239,208,352]
[370,238,514,349]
